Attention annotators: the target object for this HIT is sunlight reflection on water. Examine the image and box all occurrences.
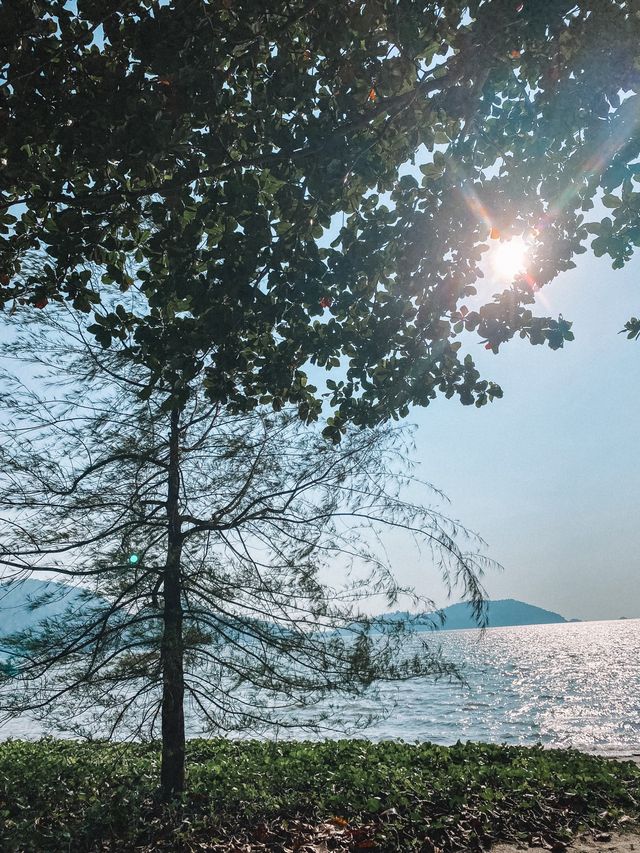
[2,620,640,754]
[345,619,640,755]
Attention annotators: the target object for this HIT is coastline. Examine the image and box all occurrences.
[613,754,640,765]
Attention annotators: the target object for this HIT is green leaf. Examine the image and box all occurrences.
[601,194,621,209]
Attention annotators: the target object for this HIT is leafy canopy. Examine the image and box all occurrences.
[1,1,639,437]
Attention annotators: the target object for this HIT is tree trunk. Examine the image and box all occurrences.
[160,406,186,800]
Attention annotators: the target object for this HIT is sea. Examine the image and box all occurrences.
[2,619,640,756]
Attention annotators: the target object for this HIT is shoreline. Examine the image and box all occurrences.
[2,726,640,760]
[613,753,640,765]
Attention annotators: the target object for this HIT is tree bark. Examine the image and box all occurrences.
[160,406,186,799]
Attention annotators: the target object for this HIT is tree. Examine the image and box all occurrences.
[2,1,639,439]
[0,309,490,797]
[1,0,637,801]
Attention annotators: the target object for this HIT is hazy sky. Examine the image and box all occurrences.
[395,246,640,622]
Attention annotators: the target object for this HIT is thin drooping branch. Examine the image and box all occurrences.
[0,309,491,752]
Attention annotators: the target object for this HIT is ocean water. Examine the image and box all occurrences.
[2,620,640,755]
[337,619,640,755]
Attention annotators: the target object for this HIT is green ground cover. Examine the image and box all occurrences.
[1,739,638,851]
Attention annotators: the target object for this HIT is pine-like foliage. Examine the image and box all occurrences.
[0,311,489,751]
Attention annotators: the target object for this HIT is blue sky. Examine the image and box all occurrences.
[398,244,640,621]
[3,181,637,621]
[3,236,636,622]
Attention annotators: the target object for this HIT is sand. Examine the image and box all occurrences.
[492,832,640,852]
[615,755,640,766]
[490,755,640,851]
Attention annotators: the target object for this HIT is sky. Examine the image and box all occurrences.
[2,167,637,624]
[393,244,640,622]
[2,232,637,623]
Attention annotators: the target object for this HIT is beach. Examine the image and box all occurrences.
[495,833,640,853]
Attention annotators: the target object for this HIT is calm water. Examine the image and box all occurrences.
[2,620,640,755]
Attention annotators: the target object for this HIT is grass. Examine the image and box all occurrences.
[0,739,639,851]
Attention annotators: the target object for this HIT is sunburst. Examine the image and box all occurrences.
[489,236,529,282]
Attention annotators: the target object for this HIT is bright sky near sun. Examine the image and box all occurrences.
[488,236,529,282]
[400,240,640,622]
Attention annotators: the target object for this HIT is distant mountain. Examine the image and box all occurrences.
[0,579,290,647]
[379,599,568,631]
[0,584,568,649]
[0,579,90,641]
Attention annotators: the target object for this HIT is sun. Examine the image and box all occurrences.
[489,236,529,282]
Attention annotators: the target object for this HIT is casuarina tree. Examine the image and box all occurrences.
[0,309,490,797]
[1,0,639,798]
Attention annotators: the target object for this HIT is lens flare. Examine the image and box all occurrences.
[489,236,529,282]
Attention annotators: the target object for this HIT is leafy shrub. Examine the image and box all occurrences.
[1,739,638,851]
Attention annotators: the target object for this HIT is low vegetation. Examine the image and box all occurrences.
[1,739,639,851]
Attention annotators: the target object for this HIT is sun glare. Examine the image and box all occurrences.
[489,236,529,282]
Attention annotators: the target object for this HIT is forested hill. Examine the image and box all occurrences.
[0,583,568,640]
[381,599,569,631]
[0,579,88,638]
